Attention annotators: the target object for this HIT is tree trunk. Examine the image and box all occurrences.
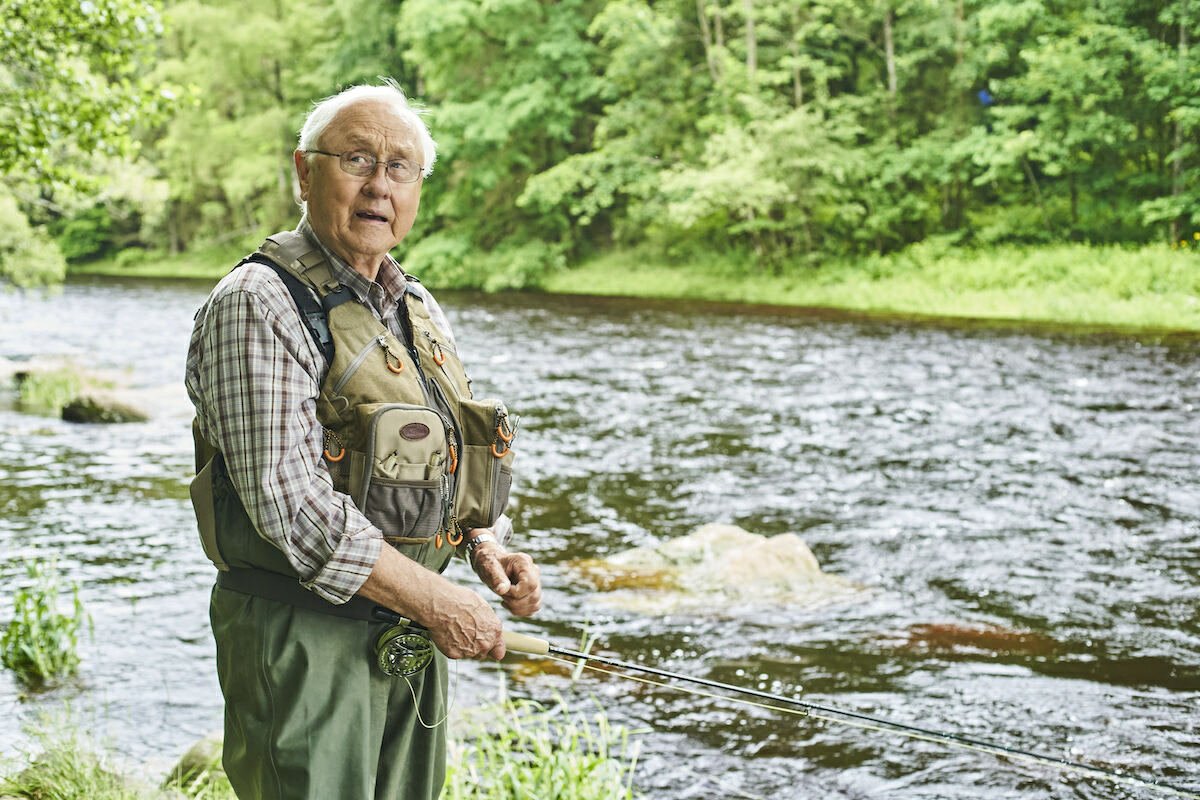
[697,0,720,82]
[883,5,897,113]
[714,2,725,49]
[790,40,803,106]
[744,0,757,81]
[1171,0,1189,243]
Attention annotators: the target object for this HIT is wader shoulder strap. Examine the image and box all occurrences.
[236,230,356,364]
[241,253,336,364]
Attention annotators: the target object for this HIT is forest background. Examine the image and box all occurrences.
[2,0,1199,327]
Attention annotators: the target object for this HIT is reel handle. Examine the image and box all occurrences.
[503,630,550,655]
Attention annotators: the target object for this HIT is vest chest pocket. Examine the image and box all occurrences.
[453,398,517,531]
[350,403,453,542]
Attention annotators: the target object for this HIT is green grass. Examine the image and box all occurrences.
[1,698,639,800]
[68,247,242,281]
[71,239,1200,331]
[16,369,83,416]
[0,731,144,800]
[1,561,90,690]
[444,696,642,799]
[541,242,1200,332]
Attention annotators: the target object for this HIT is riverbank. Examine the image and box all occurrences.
[70,241,1200,332]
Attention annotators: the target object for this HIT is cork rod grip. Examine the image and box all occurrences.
[503,630,550,655]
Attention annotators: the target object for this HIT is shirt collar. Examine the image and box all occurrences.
[296,214,409,317]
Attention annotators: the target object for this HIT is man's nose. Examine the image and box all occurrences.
[362,163,391,195]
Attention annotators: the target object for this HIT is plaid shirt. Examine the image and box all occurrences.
[185,218,457,604]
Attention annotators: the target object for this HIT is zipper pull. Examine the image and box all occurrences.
[423,329,447,366]
[379,334,404,374]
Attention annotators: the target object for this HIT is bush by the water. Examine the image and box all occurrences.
[2,697,641,799]
[444,697,642,799]
[1,561,90,690]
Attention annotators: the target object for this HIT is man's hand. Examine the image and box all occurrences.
[358,545,506,661]
[422,582,507,661]
[470,538,542,617]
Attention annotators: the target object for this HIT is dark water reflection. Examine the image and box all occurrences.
[1,278,1197,797]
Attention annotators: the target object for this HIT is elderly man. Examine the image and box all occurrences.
[185,81,541,800]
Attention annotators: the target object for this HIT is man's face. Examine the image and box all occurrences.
[295,100,424,276]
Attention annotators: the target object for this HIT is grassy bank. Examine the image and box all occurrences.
[1,697,641,800]
[72,241,1200,332]
[540,241,1200,332]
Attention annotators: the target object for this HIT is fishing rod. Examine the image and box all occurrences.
[501,631,1199,799]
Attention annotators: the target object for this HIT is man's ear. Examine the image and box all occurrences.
[294,150,310,202]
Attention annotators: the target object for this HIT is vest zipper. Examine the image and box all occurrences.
[332,334,394,397]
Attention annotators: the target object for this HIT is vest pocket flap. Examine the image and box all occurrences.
[355,403,451,482]
[457,397,512,446]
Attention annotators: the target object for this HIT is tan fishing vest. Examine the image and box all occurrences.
[190,231,516,579]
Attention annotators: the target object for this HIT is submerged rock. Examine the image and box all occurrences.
[571,523,859,614]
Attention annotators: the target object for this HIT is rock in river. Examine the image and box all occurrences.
[570,523,859,614]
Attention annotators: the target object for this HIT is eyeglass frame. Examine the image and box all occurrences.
[305,149,425,184]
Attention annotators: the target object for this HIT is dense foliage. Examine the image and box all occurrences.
[3,0,1198,285]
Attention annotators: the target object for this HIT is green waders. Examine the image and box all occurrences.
[211,586,449,800]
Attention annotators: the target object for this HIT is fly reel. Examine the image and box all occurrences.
[375,622,435,677]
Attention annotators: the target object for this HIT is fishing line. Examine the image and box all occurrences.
[404,657,457,730]
[501,633,1197,799]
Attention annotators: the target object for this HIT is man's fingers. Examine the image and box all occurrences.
[474,553,512,596]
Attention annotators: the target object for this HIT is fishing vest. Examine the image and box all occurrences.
[190,230,516,582]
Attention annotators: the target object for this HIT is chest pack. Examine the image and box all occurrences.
[191,231,516,578]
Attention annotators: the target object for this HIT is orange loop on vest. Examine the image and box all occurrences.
[448,445,458,475]
[433,345,446,367]
[490,441,509,458]
[385,355,404,374]
[324,446,346,462]
[496,423,514,443]
[446,526,464,547]
[435,533,444,549]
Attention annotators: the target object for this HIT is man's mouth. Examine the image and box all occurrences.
[356,211,389,223]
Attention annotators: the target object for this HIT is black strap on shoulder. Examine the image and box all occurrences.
[240,253,336,364]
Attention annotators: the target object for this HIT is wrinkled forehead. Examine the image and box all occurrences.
[322,99,421,157]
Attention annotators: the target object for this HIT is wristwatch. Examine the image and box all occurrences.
[465,532,498,567]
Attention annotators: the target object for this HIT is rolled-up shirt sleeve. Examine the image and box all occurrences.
[186,270,382,604]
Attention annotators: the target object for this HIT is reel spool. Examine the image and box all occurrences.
[375,623,435,677]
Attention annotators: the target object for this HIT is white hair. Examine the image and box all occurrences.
[298,79,437,176]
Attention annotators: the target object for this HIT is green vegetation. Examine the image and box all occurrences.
[0,730,144,800]
[3,0,1199,327]
[2,698,639,800]
[444,697,642,800]
[1,561,90,690]
[541,241,1200,331]
[0,726,230,800]
[160,739,235,800]
[74,239,1200,332]
[16,369,84,416]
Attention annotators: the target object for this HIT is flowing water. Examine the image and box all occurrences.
[0,277,1197,798]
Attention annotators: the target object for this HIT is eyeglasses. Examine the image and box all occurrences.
[306,149,424,183]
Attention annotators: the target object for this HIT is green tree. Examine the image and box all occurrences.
[144,0,343,252]
[395,0,602,288]
[0,0,166,284]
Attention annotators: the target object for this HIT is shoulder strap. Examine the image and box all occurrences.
[237,231,358,364]
[239,253,336,364]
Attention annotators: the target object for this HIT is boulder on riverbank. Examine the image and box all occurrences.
[571,523,859,614]
[3,356,187,422]
[61,393,149,424]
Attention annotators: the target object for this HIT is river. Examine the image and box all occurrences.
[1,276,1197,798]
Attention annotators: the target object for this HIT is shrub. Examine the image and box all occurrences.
[1,561,90,690]
[16,368,83,416]
[444,696,642,799]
